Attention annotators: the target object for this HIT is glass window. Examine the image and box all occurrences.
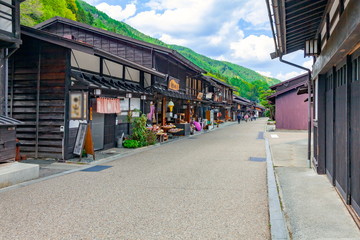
[103,59,123,78]
[71,50,100,72]
[144,73,151,87]
[0,0,13,34]
[125,67,140,82]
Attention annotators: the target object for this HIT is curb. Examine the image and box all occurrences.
[0,121,237,193]
[265,138,290,240]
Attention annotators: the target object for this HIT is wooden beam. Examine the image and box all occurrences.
[35,44,42,158]
[162,97,166,126]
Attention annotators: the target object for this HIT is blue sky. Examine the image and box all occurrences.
[83,0,313,81]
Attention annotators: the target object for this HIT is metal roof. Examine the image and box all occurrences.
[71,70,152,95]
[21,26,166,78]
[34,17,206,74]
[269,73,308,90]
[202,75,235,90]
[270,0,328,55]
[151,85,192,100]
[0,115,23,126]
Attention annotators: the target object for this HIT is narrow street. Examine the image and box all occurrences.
[0,119,269,240]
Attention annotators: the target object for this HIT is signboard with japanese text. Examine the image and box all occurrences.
[168,78,180,91]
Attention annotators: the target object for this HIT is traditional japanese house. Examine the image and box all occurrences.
[232,95,251,119]
[201,75,234,122]
[34,17,206,127]
[254,105,265,118]
[8,26,165,160]
[268,74,309,130]
[0,0,24,162]
[267,0,360,216]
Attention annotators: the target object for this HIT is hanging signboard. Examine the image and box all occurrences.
[69,92,88,120]
[168,78,180,91]
[197,92,203,100]
[73,123,88,156]
[205,93,213,99]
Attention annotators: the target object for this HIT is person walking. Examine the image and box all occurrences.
[237,112,241,124]
[244,114,249,122]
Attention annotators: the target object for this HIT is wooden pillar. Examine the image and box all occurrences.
[185,104,191,123]
[316,74,326,174]
[35,44,42,158]
[162,97,166,126]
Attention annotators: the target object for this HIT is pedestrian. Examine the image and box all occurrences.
[244,114,249,122]
[237,112,241,124]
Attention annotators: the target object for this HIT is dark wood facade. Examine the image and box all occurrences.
[0,116,22,162]
[8,35,68,159]
[269,0,360,216]
[8,27,165,160]
[0,0,25,164]
[35,18,210,107]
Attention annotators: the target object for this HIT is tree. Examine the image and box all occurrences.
[259,89,276,120]
[20,0,44,26]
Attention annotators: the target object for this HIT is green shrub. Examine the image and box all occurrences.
[123,139,141,148]
[145,129,157,146]
[123,114,158,148]
[131,114,147,146]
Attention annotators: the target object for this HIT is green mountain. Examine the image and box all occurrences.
[20,0,280,101]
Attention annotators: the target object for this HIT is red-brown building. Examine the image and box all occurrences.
[268,73,308,130]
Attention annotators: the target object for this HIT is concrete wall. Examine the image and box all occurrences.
[275,90,308,130]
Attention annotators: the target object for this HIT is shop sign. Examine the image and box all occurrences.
[205,93,213,99]
[70,92,88,120]
[197,92,203,100]
[168,78,180,91]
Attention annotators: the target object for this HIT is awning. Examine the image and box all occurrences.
[270,0,328,55]
[71,70,152,95]
[0,115,23,126]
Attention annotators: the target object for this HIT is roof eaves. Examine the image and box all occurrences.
[35,17,206,74]
[269,73,308,89]
[21,26,166,79]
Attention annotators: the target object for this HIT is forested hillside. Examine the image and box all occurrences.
[20,0,280,101]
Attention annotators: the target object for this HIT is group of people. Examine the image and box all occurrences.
[237,112,257,124]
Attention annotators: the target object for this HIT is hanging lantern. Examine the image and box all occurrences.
[168,100,174,112]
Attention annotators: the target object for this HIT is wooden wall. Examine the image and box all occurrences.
[275,90,308,130]
[42,22,153,69]
[0,127,16,162]
[9,36,66,159]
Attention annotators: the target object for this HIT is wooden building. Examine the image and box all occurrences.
[233,95,251,112]
[268,74,309,130]
[201,75,234,121]
[34,17,207,125]
[0,0,24,162]
[268,0,360,216]
[8,26,165,160]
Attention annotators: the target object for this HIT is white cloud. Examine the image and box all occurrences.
[126,0,215,36]
[303,59,313,69]
[82,0,100,5]
[230,35,275,62]
[96,2,136,21]
[159,34,188,46]
[215,55,228,61]
[208,21,244,46]
[233,0,270,27]
[256,71,273,78]
[275,71,306,81]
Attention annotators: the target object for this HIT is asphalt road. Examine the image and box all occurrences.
[0,119,269,240]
